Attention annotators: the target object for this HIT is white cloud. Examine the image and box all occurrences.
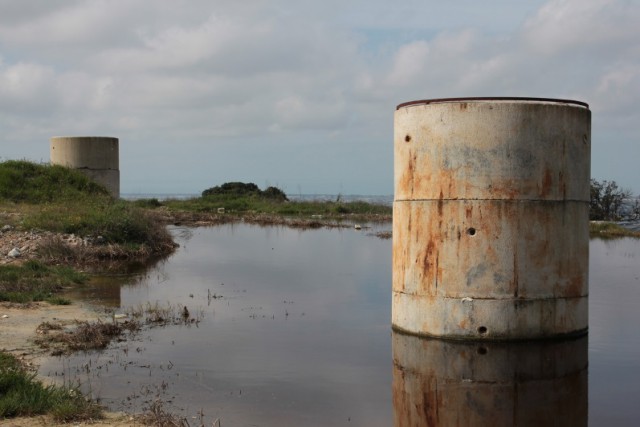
[386,41,430,87]
[522,0,640,56]
[0,0,639,194]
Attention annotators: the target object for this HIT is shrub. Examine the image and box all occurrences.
[202,182,261,197]
[590,179,633,220]
[202,181,289,201]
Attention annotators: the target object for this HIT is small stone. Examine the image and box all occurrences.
[1,225,12,232]
[8,248,21,258]
[1,315,8,319]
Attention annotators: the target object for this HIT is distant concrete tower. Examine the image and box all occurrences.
[50,136,120,198]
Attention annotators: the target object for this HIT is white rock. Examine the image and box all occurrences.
[1,315,8,319]
[8,248,20,258]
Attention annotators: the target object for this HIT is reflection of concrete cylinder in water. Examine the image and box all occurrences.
[50,136,120,198]
[392,98,591,340]
[392,332,588,426]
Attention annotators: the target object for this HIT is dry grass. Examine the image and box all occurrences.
[36,235,177,271]
[35,320,140,355]
[136,399,189,427]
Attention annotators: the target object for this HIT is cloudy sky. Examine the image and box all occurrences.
[1,0,639,196]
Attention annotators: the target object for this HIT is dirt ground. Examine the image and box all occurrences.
[0,301,147,427]
[2,412,138,427]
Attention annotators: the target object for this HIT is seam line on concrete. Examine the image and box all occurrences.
[394,292,588,301]
[393,198,589,203]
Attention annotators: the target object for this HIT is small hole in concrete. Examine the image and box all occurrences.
[477,326,487,334]
[477,347,488,355]
[404,135,411,142]
[467,227,476,236]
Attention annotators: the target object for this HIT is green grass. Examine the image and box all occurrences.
[0,351,102,421]
[0,160,175,256]
[0,160,110,204]
[22,199,171,247]
[0,260,87,304]
[161,194,392,218]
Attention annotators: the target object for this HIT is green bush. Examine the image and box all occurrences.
[202,181,289,201]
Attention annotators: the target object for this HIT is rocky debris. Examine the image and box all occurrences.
[0,227,102,265]
[8,247,21,258]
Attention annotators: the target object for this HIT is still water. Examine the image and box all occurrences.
[40,226,640,426]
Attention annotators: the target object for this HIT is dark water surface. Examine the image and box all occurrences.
[40,226,640,426]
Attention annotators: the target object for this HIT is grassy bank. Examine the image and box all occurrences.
[162,195,390,216]
[136,194,392,229]
[0,160,175,263]
[0,260,85,304]
[589,221,640,238]
[0,351,102,421]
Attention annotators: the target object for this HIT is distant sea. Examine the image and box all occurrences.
[121,193,394,206]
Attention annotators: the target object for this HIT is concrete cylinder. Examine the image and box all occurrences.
[392,97,590,340]
[50,136,120,198]
[392,332,588,426]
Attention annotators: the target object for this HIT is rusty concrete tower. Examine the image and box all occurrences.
[392,97,591,340]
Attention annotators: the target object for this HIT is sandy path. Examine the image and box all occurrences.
[0,302,108,363]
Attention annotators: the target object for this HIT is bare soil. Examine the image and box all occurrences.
[2,412,137,427]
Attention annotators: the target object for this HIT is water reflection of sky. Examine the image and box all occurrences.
[42,226,640,426]
[589,237,640,425]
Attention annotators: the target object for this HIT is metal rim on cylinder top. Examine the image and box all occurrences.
[396,97,589,110]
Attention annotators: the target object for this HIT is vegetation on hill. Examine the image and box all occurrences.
[0,160,175,262]
[0,160,109,203]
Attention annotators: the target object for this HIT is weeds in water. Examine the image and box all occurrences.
[0,351,103,421]
[125,301,204,326]
[35,320,140,355]
[137,399,190,427]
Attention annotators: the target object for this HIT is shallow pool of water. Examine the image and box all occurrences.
[40,226,640,426]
